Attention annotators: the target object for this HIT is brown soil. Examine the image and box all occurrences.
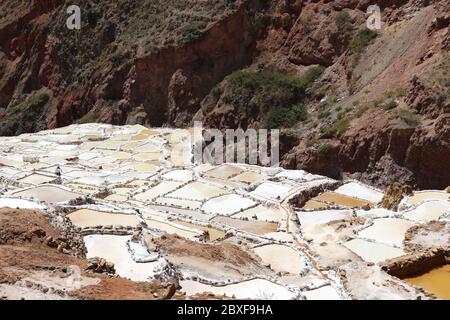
[154,234,260,268]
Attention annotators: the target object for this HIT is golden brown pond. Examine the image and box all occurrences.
[404,265,450,300]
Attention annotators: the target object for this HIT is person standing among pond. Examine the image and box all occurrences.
[55,165,62,184]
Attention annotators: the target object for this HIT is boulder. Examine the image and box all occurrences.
[381,182,413,211]
[86,257,116,274]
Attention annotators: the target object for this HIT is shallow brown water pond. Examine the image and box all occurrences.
[404,265,450,300]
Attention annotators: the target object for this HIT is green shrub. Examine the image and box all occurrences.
[355,105,370,118]
[328,118,350,136]
[335,11,352,33]
[385,87,406,99]
[397,109,420,126]
[27,92,50,108]
[318,110,331,119]
[306,139,319,148]
[76,111,100,124]
[318,143,333,154]
[382,99,398,111]
[350,28,378,56]
[267,104,307,129]
[223,68,325,129]
[436,94,446,107]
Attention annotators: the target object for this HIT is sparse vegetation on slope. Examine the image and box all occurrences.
[220,66,324,128]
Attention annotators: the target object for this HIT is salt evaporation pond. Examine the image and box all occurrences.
[302,199,330,210]
[122,162,159,174]
[313,192,372,208]
[404,265,450,300]
[161,169,193,182]
[67,209,139,228]
[358,218,413,247]
[134,181,184,201]
[212,216,278,235]
[334,182,383,203]
[253,244,307,274]
[167,182,227,201]
[231,171,266,184]
[0,198,45,210]
[145,219,202,239]
[302,285,342,300]
[251,182,292,200]
[84,235,158,282]
[404,201,450,222]
[233,205,286,223]
[104,194,128,202]
[12,185,81,203]
[275,170,307,180]
[297,209,351,228]
[180,279,297,300]
[406,191,449,205]
[154,197,202,210]
[356,208,395,218]
[174,220,226,241]
[344,239,405,264]
[205,165,243,179]
[18,174,56,185]
[263,232,294,242]
[202,194,256,215]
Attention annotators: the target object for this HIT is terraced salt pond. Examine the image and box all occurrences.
[334,182,383,203]
[12,185,81,203]
[344,239,405,263]
[122,162,160,174]
[405,191,449,205]
[0,198,46,210]
[297,210,352,228]
[253,244,308,274]
[174,220,226,241]
[302,285,342,300]
[233,205,286,222]
[145,219,203,239]
[154,197,202,209]
[134,181,184,201]
[84,235,158,282]
[404,265,450,300]
[67,209,139,228]
[180,279,297,300]
[166,182,227,201]
[309,192,373,208]
[161,169,193,182]
[251,182,292,200]
[358,218,413,247]
[18,173,56,185]
[205,165,243,179]
[212,216,278,235]
[403,201,450,222]
[202,194,256,215]
[231,171,266,184]
[1,123,448,300]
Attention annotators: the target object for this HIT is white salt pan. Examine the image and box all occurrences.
[334,182,383,203]
[202,194,256,215]
[180,279,297,300]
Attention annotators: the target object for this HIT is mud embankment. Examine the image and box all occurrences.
[383,247,450,279]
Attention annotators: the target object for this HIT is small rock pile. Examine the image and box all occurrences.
[85,257,116,274]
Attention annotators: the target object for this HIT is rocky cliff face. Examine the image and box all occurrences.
[0,0,449,189]
[0,0,260,132]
